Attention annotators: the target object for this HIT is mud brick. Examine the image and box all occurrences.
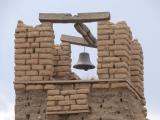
[15,43,30,48]
[39,70,53,76]
[77,89,90,94]
[58,60,70,65]
[98,29,114,35]
[55,66,70,72]
[75,83,91,89]
[35,37,53,42]
[98,74,109,79]
[35,48,53,53]
[15,76,30,81]
[26,70,38,76]
[98,51,109,57]
[15,38,26,43]
[15,65,30,70]
[39,54,53,59]
[64,96,69,100]
[92,83,109,89]
[98,40,114,46]
[15,54,30,59]
[70,94,87,100]
[40,42,52,48]
[15,71,25,76]
[43,76,51,81]
[26,48,34,54]
[97,34,110,40]
[47,101,55,106]
[115,39,130,46]
[48,90,60,95]
[30,76,43,81]
[15,27,27,33]
[111,82,129,89]
[60,56,70,60]
[56,72,70,77]
[58,100,75,106]
[40,31,53,37]
[28,31,39,37]
[109,68,128,74]
[39,59,53,65]
[27,38,34,43]
[26,85,43,90]
[61,90,76,95]
[115,62,128,68]
[103,57,120,62]
[63,106,70,111]
[44,84,56,90]
[15,32,27,38]
[47,95,64,101]
[15,60,25,65]
[35,26,52,31]
[114,74,128,79]
[71,105,88,110]
[31,43,39,48]
[97,68,109,74]
[76,99,88,105]
[14,84,25,90]
[15,49,26,54]
[31,54,38,59]
[45,65,53,70]
[101,63,113,68]
[32,65,44,70]
[47,106,62,111]
[26,59,38,65]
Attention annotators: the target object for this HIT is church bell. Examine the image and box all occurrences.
[73,52,95,71]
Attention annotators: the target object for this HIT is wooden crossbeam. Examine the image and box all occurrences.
[60,34,97,48]
[39,12,110,23]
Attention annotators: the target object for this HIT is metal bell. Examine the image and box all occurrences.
[73,52,95,71]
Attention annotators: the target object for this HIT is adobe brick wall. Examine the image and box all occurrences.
[15,80,146,120]
[53,42,71,79]
[130,39,144,96]
[97,21,131,80]
[14,16,147,120]
[15,21,54,81]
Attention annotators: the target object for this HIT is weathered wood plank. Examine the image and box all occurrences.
[74,23,97,45]
[39,12,110,23]
[61,34,97,48]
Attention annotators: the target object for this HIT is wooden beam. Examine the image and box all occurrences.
[39,12,110,23]
[61,35,97,48]
[74,23,97,45]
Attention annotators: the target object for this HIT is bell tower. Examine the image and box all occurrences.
[14,12,147,120]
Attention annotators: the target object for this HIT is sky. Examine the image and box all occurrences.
[0,0,160,120]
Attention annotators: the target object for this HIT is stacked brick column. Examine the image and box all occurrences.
[130,39,144,96]
[15,21,54,81]
[53,41,71,79]
[97,21,131,80]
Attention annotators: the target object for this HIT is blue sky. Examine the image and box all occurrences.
[0,0,160,119]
